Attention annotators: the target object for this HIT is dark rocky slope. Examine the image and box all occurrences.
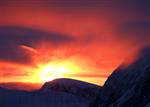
[92,46,150,107]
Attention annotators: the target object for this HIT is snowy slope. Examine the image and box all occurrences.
[93,46,150,107]
[0,78,101,107]
[40,78,101,100]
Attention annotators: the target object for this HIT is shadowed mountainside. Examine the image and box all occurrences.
[0,78,101,107]
[91,46,150,107]
[40,78,101,100]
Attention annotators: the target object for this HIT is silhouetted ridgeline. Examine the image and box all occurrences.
[0,79,101,107]
[91,46,150,107]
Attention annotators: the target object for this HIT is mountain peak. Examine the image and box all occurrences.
[40,78,101,100]
[41,78,100,90]
[94,46,150,107]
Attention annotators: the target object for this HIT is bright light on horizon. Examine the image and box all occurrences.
[37,60,81,82]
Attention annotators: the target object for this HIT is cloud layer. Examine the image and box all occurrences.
[0,26,76,64]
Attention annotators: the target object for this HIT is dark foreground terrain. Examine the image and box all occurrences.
[0,78,101,107]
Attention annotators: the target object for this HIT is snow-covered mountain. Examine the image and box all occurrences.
[40,78,101,100]
[92,46,150,107]
[0,78,101,107]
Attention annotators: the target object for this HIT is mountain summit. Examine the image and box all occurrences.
[92,46,150,107]
[40,78,101,100]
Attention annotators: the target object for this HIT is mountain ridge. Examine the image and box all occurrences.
[0,78,101,107]
[40,78,101,100]
[91,46,150,107]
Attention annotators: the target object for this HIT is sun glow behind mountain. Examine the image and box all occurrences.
[38,60,81,82]
[0,43,108,86]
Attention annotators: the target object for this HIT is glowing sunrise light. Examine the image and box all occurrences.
[38,60,81,82]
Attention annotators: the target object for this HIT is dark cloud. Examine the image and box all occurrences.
[118,21,150,41]
[43,0,109,8]
[0,0,149,17]
[0,26,76,64]
[0,0,111,8]
[1,0,149,12]
[112,0,150,47]
[115,0,150,13]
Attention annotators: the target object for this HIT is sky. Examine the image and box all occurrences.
[0,0,149,86]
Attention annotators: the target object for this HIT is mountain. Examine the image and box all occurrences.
[91,46,150,107]
[40,78,101,100]
[0,78,101,107]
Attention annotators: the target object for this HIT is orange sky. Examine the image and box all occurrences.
[0,0,149,86]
